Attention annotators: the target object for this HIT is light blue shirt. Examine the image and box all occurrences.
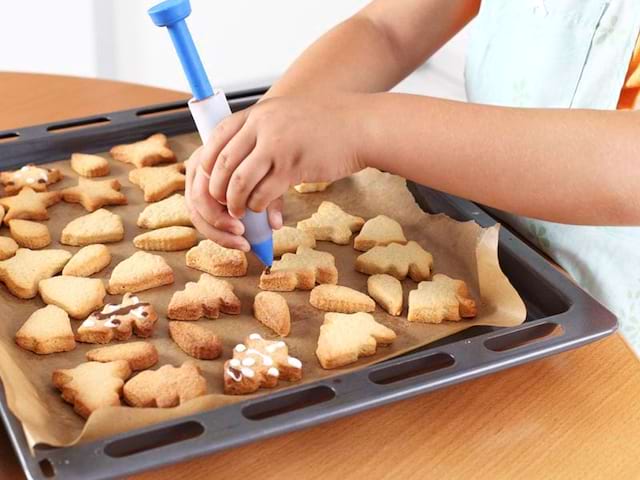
[464,0,640,354]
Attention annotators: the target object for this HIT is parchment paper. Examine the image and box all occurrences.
[0,133,526,448]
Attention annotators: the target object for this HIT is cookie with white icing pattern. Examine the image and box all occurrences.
[224,333,302,395]
[1,164,62,195]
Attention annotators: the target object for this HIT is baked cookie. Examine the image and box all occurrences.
[309,284,376,313]
[15,305,76,354]
[0,205,3,224]
[293,182,332,193]
[259,246,338,291]
[110,133,176,168]
[169,322,222,360]
[167,273,241,320]
[133,226,197,252]
[273,225,316,257]
[60,209,124,246]
[1,164,62,195]
[52,360,132,419]
[367,274,403,316]
[224,333,302,395]
[123,362,207,408]
[0,248,71,299]
[186,239,247,277]
[353,215,407,252]
[0,236,18,260]
[61,178,127,212]
[129,163,185,202]
[297,201,365,245]
[253,291,291,336]
[108,251,174,294]
[137,193,192,229]
[70,153,110,177]
[355,241,433,282]
[77,293,158,344]
[62,244,111,277]
[408,274,477,323]
[0,187,61,224]
[316,312,396,369]
[86,341,159,371]
[39,276,106,319]
[8,219,51,249]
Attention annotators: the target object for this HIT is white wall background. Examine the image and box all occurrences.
[1,0,468,101]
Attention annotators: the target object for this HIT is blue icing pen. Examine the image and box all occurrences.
[148,0,273,268]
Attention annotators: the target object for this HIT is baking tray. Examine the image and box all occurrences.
[0,88,617,480]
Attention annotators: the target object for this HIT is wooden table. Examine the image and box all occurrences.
[1,73,639,480]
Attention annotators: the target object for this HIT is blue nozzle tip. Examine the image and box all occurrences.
[148,0,191,27]
[251,238,274,268]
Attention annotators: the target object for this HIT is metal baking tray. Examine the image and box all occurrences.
[0,88,617,480]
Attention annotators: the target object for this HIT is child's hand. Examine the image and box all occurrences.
[186,94,366,249]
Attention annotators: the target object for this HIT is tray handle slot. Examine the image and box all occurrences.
[103,420,204,458]
[38,458,55,478]
[484,322,564,353]
[242,385,336,421]
[46,117,111,134]
[368,352,455,385]
[136,103,189,118]
[0,132,19,143]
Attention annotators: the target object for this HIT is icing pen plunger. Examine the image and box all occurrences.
[148,0,274,268]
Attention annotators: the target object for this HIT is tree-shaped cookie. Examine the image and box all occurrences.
[309,284,376,313]
[316,312,396,369]
[355,241,433,281]
[39,275,106,319]
[1,164,62,195]
[61,178,127,212]
[129,163,185,202]
[259,246,338,291]
[110,133,176,168]
[167,273,241,320]
[15,305,76,354]
[408,274,477,323]
[353,215,407,251]
[0,248,71,299]
[123,362,207,408]
[60,209,124,246]
[52,360,132,418]
[186,239,247,277]
[137,194,192,229]
[297,201,365,245]
[0,187,61,223]
[224,333,302,395]
[272,225,316,257]
[76,293,158,344]
[108,251,174,294]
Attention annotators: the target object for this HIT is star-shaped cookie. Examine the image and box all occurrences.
[129,163,185,202]
[297,201,365,245]
[61,178,127,212]
[110,133,176,168]
[1,164,62,195]
[0,187,61,224]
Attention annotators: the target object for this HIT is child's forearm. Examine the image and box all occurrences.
[361,93,640,225]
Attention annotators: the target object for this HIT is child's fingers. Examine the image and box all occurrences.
[199,109,249,176]
[247,173,290,214]
[189,203,250,252]
[191,168,244,236]
[225,152,273,219]
[184,147,202,212]
[208,124,257,204]
[267,197,284,230]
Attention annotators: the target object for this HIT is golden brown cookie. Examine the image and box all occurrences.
[367,274,403,316]
[253,291,291,336]
[408,274,477,323]
[297,201,365,245]
[186,239,247,277]
[60,208,124,246]
[137,194,192,229]
[293,182,332,193]
[39,276,106,319]
[129,163,185,202]
[61,178,127,212]
[309,284,376,313]
[353,215,407,252]
[15,305,76,355]
[133,226,197,252]
[0,236,18,260]
[62,244,111,277]
[273,225,316,257]
[52,360,132,419]
[123,362,207,408]
[70,153,110,177]
[108,251,174,294]
[77,293,158,344]
[86,341,159,371]
[167,273,241,320]
[169,322,222,360]
[259,246,338,291]
[110,133,176,168]
[1,164,62,195]
[8,219,51,249]
[224,333,302,395]
[0,187,61,224]
[355,241,433,281]
[316,312,396,369]
[0,248,71,299]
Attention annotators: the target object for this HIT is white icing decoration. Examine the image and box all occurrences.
[246,348,273,366]
[266,341,285,353]
[287,356,302,369]
[234,344,247,353]
[129,296,140,304]
[130,306,147,318]
[26,178,34,184]
[242,357,255,367]
[241,367,255,378]
[226,367,241,382]
[267,367,279,377]
[20,166,29,171]
[249,333,262,340]
[102,304,119,314]
[229,359,241,368]
[104,316,120,328]
[82,319,96,328]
